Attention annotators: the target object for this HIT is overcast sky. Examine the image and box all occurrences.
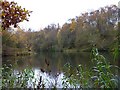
[7,0,119,30]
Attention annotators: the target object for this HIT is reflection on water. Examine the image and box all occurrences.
[32,68,64,88]
[2,52,116,88]
[2,52,92,69]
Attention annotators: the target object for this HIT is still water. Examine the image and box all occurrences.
[2,52,117,88]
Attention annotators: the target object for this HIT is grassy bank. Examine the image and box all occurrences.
[2,47,33,56]
[62,47,111,53]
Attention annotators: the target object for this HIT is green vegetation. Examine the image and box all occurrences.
[62,47,119,88]
[2,65,34,88]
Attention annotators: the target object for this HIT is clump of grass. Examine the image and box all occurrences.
[2,64,34,88]
[62,47,120,88]
[91,47,119,88]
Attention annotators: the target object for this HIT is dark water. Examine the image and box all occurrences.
[2,52,118,88]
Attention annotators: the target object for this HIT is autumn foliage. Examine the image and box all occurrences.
[0,0,32,30]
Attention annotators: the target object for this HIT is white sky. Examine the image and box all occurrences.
[7,0,119,30]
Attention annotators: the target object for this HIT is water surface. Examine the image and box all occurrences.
[2,52,117,88]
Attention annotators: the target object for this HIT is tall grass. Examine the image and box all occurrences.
[62,47,120,88]
[2,64,34,88]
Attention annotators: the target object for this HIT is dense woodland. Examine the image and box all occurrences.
[1,2,118,55]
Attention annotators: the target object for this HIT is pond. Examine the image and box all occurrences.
[2,52,119,88]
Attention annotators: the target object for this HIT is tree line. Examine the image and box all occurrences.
[31,5,118,52]
[1,0,118,54]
